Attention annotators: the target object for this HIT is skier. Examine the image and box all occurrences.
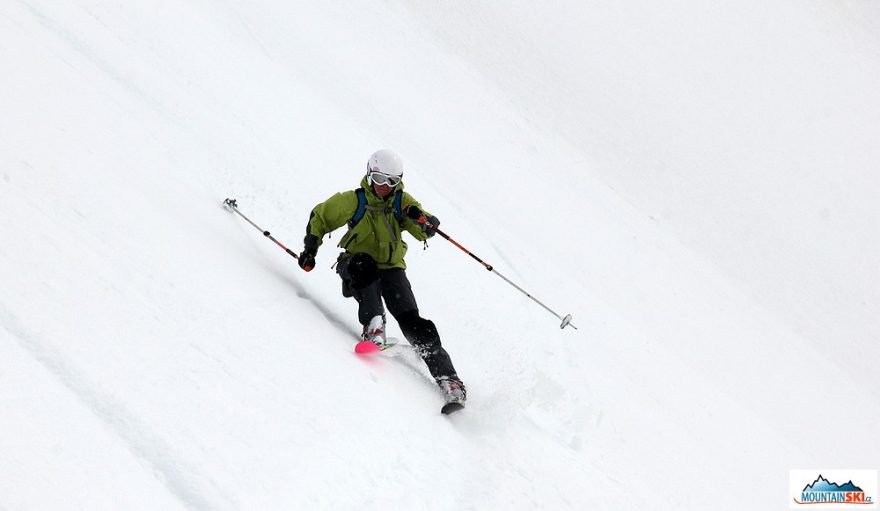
[297,149,466,408]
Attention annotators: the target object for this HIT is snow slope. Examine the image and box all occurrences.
[1,1,877,510]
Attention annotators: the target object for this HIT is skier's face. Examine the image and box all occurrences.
[372,182,394,198]
[368,170,400,199]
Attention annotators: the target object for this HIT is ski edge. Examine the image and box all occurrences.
[441,401,465,415]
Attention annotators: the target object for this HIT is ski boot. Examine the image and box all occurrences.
[361,314,387,347]
[437,376,467,414]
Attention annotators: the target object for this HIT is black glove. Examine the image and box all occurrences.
[405,205,425,221]
[298,247,316,271]
[406,206,439,236]
[423,215,440,237]
[299,235,319,271]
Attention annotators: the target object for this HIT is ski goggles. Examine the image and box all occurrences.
[369,171,402,187]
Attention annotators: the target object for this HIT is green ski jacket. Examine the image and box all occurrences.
[304,177,433,269]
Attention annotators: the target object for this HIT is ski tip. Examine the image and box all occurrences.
[355,341,382,354]
[441,402,465,415]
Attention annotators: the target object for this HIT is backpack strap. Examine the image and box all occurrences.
[392,189,404,222]
[349,188,368,227]
[349,188,404,227]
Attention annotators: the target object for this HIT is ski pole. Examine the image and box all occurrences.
[223,198,307,268]
[415,216,576,330]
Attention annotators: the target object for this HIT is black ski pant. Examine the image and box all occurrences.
[337,253,459,381]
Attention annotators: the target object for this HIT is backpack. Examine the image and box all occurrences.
[349,188,404,228]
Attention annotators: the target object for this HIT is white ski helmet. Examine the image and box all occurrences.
[366,149,404,185]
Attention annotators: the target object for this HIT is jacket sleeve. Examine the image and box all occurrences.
[304,191,358,249]
[400,192,435,242]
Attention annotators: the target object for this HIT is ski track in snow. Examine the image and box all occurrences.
[227,212,362,342]
[17,1,174,127]
[0,304,236,511]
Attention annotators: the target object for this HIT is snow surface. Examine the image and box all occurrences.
[1,1,878,510]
